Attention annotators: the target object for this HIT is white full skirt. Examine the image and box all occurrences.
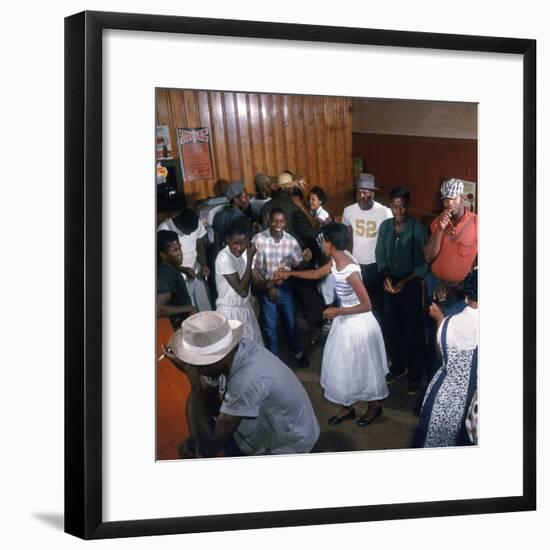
[321,311,389,405]
[216,302,264,346]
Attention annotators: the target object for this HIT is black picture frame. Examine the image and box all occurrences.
[65,10,536,540]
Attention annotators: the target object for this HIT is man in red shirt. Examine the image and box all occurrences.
[423,178,478,376]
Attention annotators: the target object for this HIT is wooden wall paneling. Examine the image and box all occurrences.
[344,102,354,187]
[209,91,229,187]
[313,95,327,189]
[182,91,199,125]
[292,95,307,177]
[165,92,181,193]
[156,90,354,202]
[282,95,296,174]
[167,90,192,196]
[352,133,477,216]
[182,91,203,198]
[260,94,276,180]
[334,98,346,198]
[323,95,336,195]
[196,91,215,198]
[303,95,319,186]
[236,93,254,193]
[247,94,265,177]
[271,94,285,177]
[222,92,242,184]
[156,89,170,127]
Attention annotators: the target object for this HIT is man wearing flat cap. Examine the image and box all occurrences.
[342,173,392,326]
[212,180,253,254]
[163,311,320,457]
[423,177,478,376]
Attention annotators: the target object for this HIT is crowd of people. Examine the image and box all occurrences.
[157,170,479,458]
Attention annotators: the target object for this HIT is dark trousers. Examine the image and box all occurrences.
[259,281,303,358]
[385,278,425,383]
[360,262,385,333]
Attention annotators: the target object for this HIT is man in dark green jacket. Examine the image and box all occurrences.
[375,187,429,395]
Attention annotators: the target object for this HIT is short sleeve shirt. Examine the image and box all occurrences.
[436,305,479,352]
[251,229,303,280]
[157,217,207,268]
[215,246,250,307]
[430,210,478,283]
[342,201,393,265]
[313,206,330,222]
[157,262,192,328]
[260,190,315,249]
[220,337,320,454]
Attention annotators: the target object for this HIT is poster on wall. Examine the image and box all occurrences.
[176,127,214,181]
[462,179,477,212]
[155,125,173,159]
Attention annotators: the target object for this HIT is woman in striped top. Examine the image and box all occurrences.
[275,223,388,427]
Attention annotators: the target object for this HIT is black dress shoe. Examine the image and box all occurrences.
[357,406,383,427]
[328,407,356,425]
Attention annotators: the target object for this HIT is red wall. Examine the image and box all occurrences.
[352,133,477,222]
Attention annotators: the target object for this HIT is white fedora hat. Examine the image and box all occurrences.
[169,311,243,366]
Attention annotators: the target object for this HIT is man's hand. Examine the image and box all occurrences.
[201,265,210,279]
[434,283,448,302]
[301,248,313,262]
[162,344,201,388]
[246,242,257,260]
[274,268,290,282]
[437,209,452,232]
[267,286,278,302]
[392,280,405,294]
[428,302,445,324]
[180,266,196,279]
[383,277,394,294]
[323,307,340,320]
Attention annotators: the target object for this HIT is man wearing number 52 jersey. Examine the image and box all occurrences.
[342,173,392,327]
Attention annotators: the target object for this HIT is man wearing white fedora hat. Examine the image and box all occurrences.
[163,311,320,457]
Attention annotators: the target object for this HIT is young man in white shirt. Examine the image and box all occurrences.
[341,173,392,326]
[157,208,212,311]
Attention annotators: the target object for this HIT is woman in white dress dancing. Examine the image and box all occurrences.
[215,218,264,345]
[276,223,388,426]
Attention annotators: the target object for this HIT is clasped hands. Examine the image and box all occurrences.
[273,248,312,282]
[383,277,405,294]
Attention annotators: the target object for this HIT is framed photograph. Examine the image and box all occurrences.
[156,125,173,160]
[65,11,536,539]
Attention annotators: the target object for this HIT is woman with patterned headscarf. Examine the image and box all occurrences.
[413,268,478,448]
